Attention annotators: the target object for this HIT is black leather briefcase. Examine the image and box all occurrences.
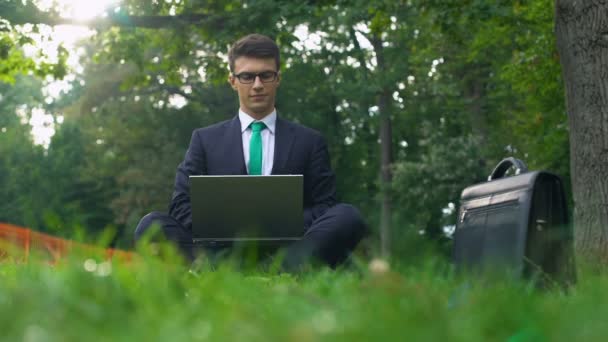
[452,157,575,286]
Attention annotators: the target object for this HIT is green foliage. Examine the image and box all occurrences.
[0,76,115,240]
[392,128,487,241]
[0,0,571,255]
[44,121,117,238]
[0,26,68,83]
[389,0,569,243]
[0,77,46,229]
[427,0,568,173]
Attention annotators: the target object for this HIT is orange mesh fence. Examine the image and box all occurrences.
[0,222,134,263]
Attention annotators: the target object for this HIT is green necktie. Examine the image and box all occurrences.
[249,121,266,175]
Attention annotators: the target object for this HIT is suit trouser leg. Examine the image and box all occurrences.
[133,212,250,264]
[134,211,195,261]
[283,203,368,270]
[134,205,367,269]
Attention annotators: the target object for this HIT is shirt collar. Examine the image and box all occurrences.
[239,109,277,134]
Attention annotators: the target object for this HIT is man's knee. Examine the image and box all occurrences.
[134,211,167,242]
[331,203,368,238]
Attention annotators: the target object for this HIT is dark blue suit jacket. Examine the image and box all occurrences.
[169,116,337,231]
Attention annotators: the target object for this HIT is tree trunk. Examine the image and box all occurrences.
[378,92,393,258]
[555,0,608,261]
[372,36,393,258]
[467,79,489,147]
[349,27,384,251]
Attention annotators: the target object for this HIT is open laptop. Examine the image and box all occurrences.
[189,175,303,247]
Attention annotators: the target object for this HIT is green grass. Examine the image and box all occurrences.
[1,244,608,342]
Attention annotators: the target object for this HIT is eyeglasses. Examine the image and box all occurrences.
[232,71,278,84]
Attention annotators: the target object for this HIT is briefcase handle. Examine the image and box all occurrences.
[488,157,528,181]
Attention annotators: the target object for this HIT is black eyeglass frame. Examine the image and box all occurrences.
[232,71,279,84]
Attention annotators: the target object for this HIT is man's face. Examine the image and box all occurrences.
[229,56,280,119]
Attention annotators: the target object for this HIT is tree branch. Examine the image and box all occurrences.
[1,1,218,29]
[130,84,199,102]
[349,26,371,77]
[46,14,214,29]
[160,85,197,101]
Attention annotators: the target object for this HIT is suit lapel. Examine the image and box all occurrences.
[226,116,247,174]
[272,117,295,174]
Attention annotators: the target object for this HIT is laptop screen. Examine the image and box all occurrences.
[189,175,303,241]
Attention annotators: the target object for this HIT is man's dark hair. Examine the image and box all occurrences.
[228,34,280,72]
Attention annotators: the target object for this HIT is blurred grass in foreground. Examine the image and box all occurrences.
[1,243,608,342]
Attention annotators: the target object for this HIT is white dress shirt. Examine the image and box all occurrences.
[239,109,276,175]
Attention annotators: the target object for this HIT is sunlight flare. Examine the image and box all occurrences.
[35,0,118,20]
[21,1,118,147]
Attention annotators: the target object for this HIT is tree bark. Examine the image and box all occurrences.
[555,0,608,261]
[348,28,378,212]
[378,91,393,258]
[466,78,488,146]
[371,36,393,258]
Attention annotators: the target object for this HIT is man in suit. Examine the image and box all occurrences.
[134,33,367,270]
